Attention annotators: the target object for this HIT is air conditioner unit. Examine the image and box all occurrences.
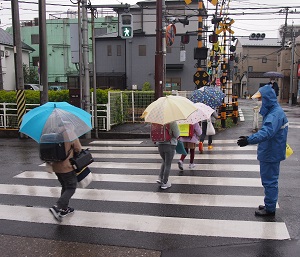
[5,50,10,57]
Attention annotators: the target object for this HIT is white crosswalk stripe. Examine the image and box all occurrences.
[0,139,290,242]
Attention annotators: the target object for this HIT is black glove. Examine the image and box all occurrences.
[237,136,248,147]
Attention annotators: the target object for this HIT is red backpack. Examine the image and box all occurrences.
[151,123,172,142]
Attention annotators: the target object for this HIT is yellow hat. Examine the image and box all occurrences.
[251,91,261,99]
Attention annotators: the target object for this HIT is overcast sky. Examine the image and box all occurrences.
[0,0,299,38]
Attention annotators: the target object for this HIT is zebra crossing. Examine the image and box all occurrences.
[0,138,291,248]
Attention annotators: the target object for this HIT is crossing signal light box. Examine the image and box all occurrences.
[120,13,133,39]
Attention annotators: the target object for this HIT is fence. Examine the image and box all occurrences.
[2,90,237,132]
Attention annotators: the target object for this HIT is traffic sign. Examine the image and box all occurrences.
[193,70,209,88]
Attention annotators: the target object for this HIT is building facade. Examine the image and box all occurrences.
[0,28,33,91]
[95,0,206,91]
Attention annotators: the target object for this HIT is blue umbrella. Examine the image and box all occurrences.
[19,102,92,143]
[189,86,225,109]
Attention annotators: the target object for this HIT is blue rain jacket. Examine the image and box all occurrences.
[247,85,288,162]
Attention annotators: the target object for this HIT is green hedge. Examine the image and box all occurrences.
[0,89,111,104]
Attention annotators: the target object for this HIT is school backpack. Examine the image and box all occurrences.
[178,124,194,138]
[39,133,68,162]
[150,123,172,142]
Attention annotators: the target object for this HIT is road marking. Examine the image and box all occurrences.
[0,184,267,208]
[90,153,257,160]
[84,146,257,151]
[87,162,260,172]
[16,172,262,187]
[89,140,144,145]
[39,162,259,171]
[0,204,289,240]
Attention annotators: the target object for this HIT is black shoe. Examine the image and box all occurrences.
[255,209,275,217]
[49,206,62,221]
[258,205,265,210]
[59,207,75,217]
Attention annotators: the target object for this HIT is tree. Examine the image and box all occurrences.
[23,64,39,84]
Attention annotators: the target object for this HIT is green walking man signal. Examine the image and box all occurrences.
[120,13,133,39]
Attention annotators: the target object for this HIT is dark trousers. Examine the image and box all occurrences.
[55,170,77,210]
[200,121,213,145]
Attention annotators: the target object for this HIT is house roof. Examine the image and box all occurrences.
[237,37,281,47]
[0,28,34,51]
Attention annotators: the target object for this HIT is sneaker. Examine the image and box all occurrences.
[255,209,275,217]
[189,163,195,169]
[59,207,75,217]
[178,160,183,170]
[208,145,213,150]
[199,142,204,153]
[156,178,162,184]
[161,181,172,190]
[258,205,265,210]
[49,206,62,221]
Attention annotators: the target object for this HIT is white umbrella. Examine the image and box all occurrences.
[141,95,197,125]
[177,102,215,124]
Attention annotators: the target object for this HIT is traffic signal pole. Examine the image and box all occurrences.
[197,0,204,72]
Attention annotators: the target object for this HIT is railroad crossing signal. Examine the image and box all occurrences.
[216,18,235,35]
[120,13,133,39]
[193,70,209,88]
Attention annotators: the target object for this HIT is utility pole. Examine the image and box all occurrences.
[281,7,289,48]
[11,0,24,91]
[289,24,295,106]
[155,0,163,100]
[82,0,91,138]
[78,0,83,109]
[91,8,98,138]
[39,0,48,104]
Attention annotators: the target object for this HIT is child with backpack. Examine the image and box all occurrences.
[41,123,82,221]
[151,121,180,190]
[178,123,202,170]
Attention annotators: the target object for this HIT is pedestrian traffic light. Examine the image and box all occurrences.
[120,13,133,39]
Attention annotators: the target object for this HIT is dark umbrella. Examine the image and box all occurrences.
[263,71,284,78]
[189,86,225,109]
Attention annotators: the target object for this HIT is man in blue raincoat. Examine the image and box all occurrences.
[237,85,288,216]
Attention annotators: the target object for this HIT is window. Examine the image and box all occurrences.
[117,45,121,56]
[262,57,267,63]
[165,77,181,91]
[31,34,39,44]
[32,57,39,66]
[139,45,146,56]
[248,66,253,72]
[107,45,112,56]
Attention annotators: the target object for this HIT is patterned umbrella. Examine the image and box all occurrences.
[189,86,225,109]
[177,103,214,124]
[141,95,197,125]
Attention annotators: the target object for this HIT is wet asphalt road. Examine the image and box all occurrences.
[0,98,300,257]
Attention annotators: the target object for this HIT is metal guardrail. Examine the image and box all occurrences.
[0,103,110,131]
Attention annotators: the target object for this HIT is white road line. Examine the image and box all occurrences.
[84,146,257,151]
[89,141,144,145]
[16,172,262,187]
[0,204,289,240]
[0,184,271,208]
[289,125,300,129]
[38,162,259,171]
[87,162,260,172]
[90,153,257,160]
